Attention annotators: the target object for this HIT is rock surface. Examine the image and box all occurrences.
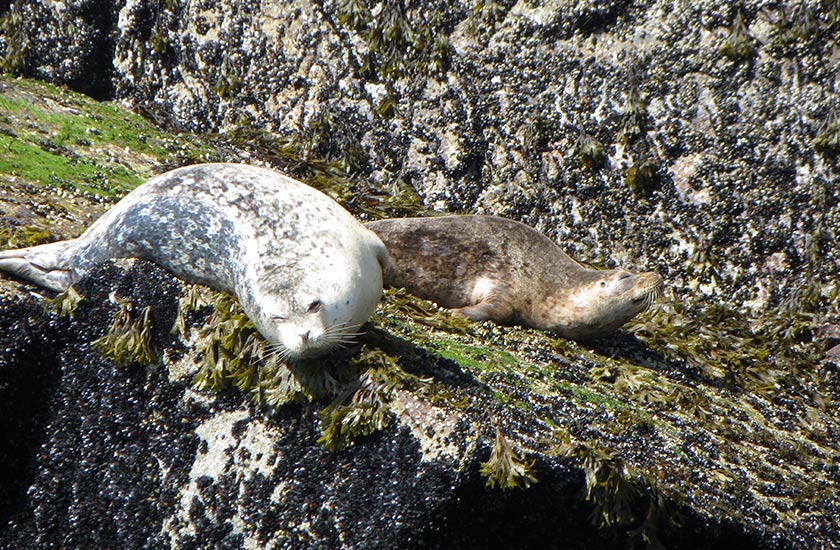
[1,0,840,548]
[2,260,831,549]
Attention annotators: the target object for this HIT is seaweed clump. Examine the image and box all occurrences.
[0,226,55,250]
[556,437,680,548]
[575,129,608,170]
[618,70,660,194]
[480,423,538,490]
[92,295,156,366]
[813,108,840,155]
[334,0,453,78]
[719,11,756,61]
[377,287,473,334]
[0,4,30,75]
[318,348,431,451]
[627,280,837,394]
[44,285,83,318]
[187,290,345,410]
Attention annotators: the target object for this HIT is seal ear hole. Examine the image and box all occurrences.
[600,281,606,288]
[307,300,323,313]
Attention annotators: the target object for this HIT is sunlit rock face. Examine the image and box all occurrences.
[2,1,840,548]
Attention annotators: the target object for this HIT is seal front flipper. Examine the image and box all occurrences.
[0,240,78,292]
[450,299,515,324]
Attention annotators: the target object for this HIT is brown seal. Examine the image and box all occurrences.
[366,215,663,341]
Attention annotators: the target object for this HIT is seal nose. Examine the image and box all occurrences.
[301,330,311,344]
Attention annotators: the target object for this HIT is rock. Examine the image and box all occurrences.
[2,1,840,547]
[0,260,836,548]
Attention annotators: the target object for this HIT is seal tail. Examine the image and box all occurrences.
[0,240,80,292]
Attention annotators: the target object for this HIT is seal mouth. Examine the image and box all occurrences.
[268,321,365,362]
[632,280,663,310]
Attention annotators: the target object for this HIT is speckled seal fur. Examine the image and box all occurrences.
[366,215,662,341]
[0,163,389,358]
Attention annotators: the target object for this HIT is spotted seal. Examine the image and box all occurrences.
[0,163,389,359]
[366,215,662,341]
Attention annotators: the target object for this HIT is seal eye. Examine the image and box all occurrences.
[272,315,288,321]
[600,281,606,288]
[307,300,323,313]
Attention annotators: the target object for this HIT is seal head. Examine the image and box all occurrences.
[250,233,388,359]
[533,269,663,340]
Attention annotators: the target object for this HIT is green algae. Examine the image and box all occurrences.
[0,76,209,198]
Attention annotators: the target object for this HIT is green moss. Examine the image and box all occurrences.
[0,76,211,197]
[570,386,632,411]
[92,297,156,366]
[431,339,518,372]
[480,424,538,490]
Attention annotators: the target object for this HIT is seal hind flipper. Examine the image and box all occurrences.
[0,240,78,292]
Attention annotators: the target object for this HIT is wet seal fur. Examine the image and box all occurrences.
[0,163,389,359]
[366,215,662,341]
